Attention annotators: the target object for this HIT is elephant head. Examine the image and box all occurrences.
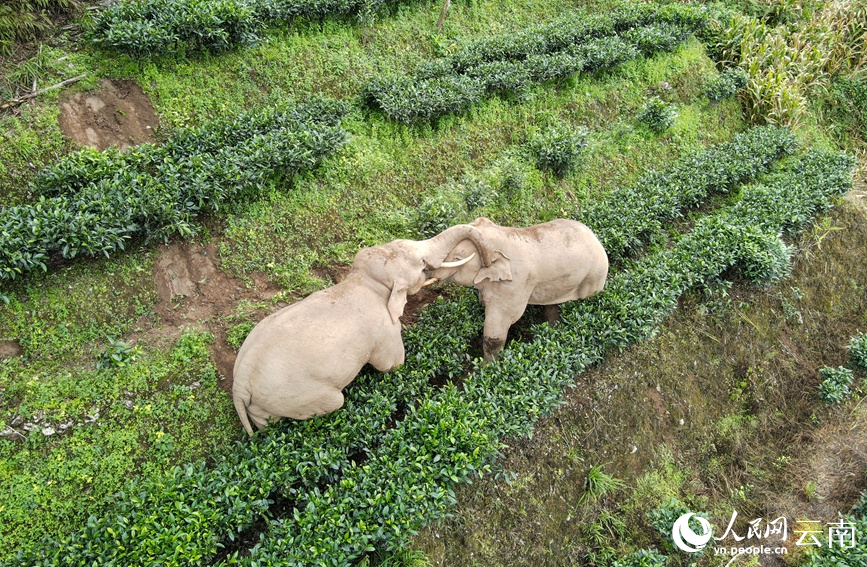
[424,218,512,286]
[349,223,495,323]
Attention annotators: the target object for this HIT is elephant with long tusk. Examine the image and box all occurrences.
[231,225,491,435]
[425,217,609,362]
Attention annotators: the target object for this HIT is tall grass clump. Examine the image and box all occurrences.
[0,0,81,56]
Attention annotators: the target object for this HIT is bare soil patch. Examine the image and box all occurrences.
[57,78,159,150]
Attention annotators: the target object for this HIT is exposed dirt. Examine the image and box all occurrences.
[139,240,282,394]
[0,340,21,358]
[58,78,159,151]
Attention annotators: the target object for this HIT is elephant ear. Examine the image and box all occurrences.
[387,285,408,324]
[474,250,512,284]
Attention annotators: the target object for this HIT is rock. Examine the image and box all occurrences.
[10,415,23,427]
[41,426,56,436]
[1,427,22,440]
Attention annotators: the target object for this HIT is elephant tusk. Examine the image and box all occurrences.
[439,252,475,268]
[423,277,438,287]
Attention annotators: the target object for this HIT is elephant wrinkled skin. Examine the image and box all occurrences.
[232,224,493,435]
[428,217,609,361]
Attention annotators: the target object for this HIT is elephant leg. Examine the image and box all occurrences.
[370,331,406,372]
[482,303,526,362]
[543,304,561,325]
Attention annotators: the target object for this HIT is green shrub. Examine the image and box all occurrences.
[648,497,712,549]
[95,336,138,370]
[704,66,748,102]
[226,322,255,350]
[818,366,855,405]
[611,548,668,567]
[526,124,589,178]
[636,96,678,133]
[0,98,348,282]
[89,0,403,55]
[849,332,867,371]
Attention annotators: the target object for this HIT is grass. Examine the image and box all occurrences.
[1,0,866,563]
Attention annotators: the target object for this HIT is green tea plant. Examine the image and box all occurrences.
[0,98,348,282]
[818,366,855,404]
[610,549,668,567]
[363,4,708,123]
[95,336,138,370]
[525,124,589,178]
[580,125,798,261]
[704,66,748,102]
[648,497,711,551]
[850,332,867,371]
[636,96,678,133]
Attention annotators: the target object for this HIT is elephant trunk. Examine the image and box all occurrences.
[423,224,493,268]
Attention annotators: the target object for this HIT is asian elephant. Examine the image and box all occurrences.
[232,224,493,435]
[427,217,608,362]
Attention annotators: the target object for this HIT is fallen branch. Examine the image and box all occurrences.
[0,73,86,110]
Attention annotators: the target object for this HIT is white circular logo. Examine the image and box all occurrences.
[672,513,713,553]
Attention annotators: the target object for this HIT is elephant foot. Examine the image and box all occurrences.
[483,336,506,363]
[543,304,561,325]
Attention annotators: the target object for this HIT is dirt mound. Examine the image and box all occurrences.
[58,78,159,151]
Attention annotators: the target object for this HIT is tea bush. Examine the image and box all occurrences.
[704,66,748,102]
[525,124,589,178]
[850,332,867,371]
[363,4,708,123]
[580,125,798,261]
[0,99,348,282]
[610,549,668,567]
[636,96,678,133]
[818,366,855,405]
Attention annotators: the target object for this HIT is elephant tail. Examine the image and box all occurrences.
[233,388,255,437]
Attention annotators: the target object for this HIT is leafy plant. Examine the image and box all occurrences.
[611,548,668,567]
[848,332,867,371]
[226,321,255,350]
[526,124,589,178]
[704,66,748,102]
[363,4,708,123]
[0,98,348,282]
[818,366,855,405]
[648,497,711,551]
[95,336,138,369]
[636,96,678,133]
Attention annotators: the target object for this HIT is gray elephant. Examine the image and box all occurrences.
[232,224,492,435]
[426,217,608,362]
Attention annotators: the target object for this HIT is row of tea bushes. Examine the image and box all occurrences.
[226,149,855,564]
[0,99,348,282]
[580,124,797,261]
[362,4,708,123]
[89,0,398,55]
[818,331,867,404]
